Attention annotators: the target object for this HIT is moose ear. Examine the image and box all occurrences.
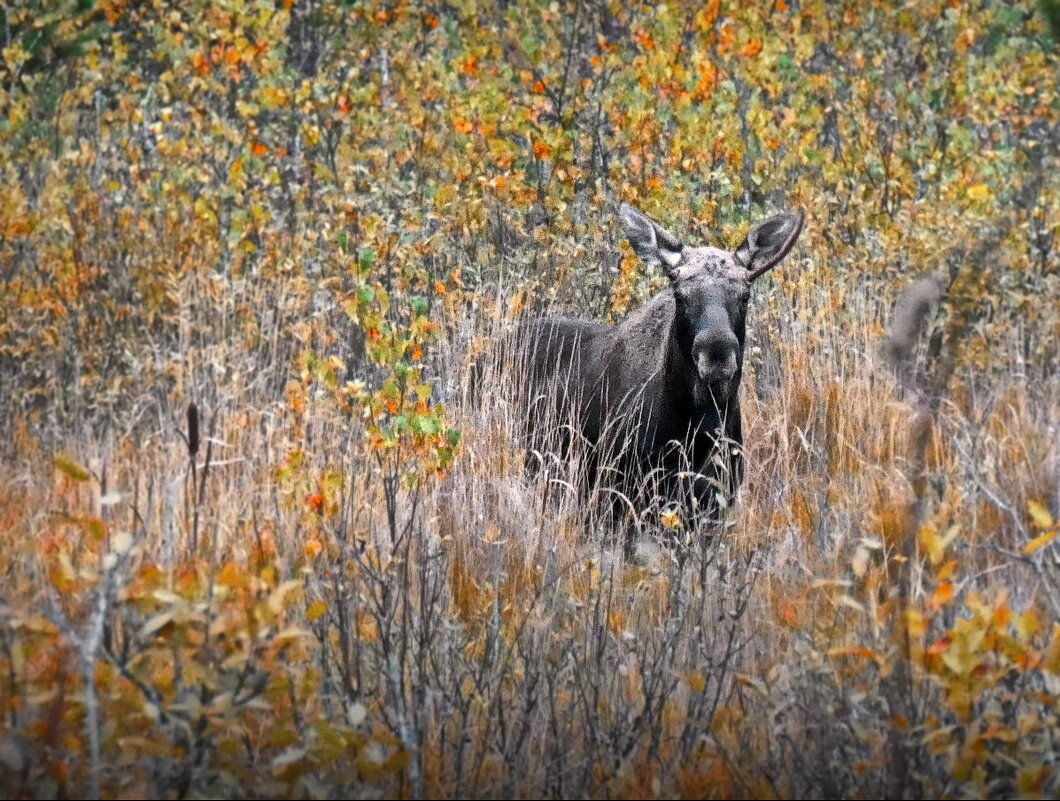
[734,210,805,281]
[619,203,684,278]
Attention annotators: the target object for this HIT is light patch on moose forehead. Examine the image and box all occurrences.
[670,246,748,286]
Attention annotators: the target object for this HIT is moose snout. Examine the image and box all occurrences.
[694,330,738,384]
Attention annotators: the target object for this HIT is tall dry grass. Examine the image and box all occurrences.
[2,218,1056,798]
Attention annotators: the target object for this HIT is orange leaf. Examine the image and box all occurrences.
[740,38,763,58]
[453,117,473,135]
[992,605,1012,628]
[777,601,799,627]
[191,51,209,75]
[633,30,654,50]
[718,25,735,51]
[927,636,950,656]
[251,141,268,156]
[218,561,247,589]
[931,581,954,610]
[533,141,550,159]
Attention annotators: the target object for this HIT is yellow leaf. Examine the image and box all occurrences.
[936,560,957,581]
[268,580,303,616]
[966,183,992,202]
[1027,499,1054,529]
[1024,531,1056,556]
[941,643,974,676]
[1014,611,1039,640]
[851,544,870,577]
[217,561,247,589]
[836,594,865,613]
[660,509,682,530]
[306,600,327,622]
[271,746,307,778]
[1017,764,1050,796]
[139,612,175,638]
[384,749,410,773]
[919,523,959,565]
[734,674,769,697]
[54,455,91,482]
[84,517,106,541]
[827,645,876,661]
[688,672,706,693]
[274,626,313,642]
[907,608,928,637]
[1043,624,1060,672]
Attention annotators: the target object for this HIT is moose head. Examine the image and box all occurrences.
[618,203,804,413]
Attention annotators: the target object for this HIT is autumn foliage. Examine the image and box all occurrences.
[0,0,1057,798]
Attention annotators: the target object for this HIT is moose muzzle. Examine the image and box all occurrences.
[694,328,739,386]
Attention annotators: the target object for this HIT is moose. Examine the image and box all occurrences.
[511,203,805,532]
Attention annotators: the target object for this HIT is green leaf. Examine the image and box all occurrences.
[410,296,429,317]
[413,416,440,435]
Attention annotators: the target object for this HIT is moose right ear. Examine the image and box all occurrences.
[735,210,805,281]
[619,203,684,278]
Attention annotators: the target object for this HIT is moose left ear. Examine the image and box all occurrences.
[734,210,805,281]
[619,203,685,279]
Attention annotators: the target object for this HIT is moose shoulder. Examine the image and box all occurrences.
[513,203,804,525]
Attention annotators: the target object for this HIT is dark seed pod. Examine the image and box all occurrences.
[187,403,200,459]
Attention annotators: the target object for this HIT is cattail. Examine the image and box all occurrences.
[187,402,200,460]
[884,274,942,369]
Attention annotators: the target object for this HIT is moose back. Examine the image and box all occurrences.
[507,203,804,526]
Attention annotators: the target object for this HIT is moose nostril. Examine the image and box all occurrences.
[708,340,733,362]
